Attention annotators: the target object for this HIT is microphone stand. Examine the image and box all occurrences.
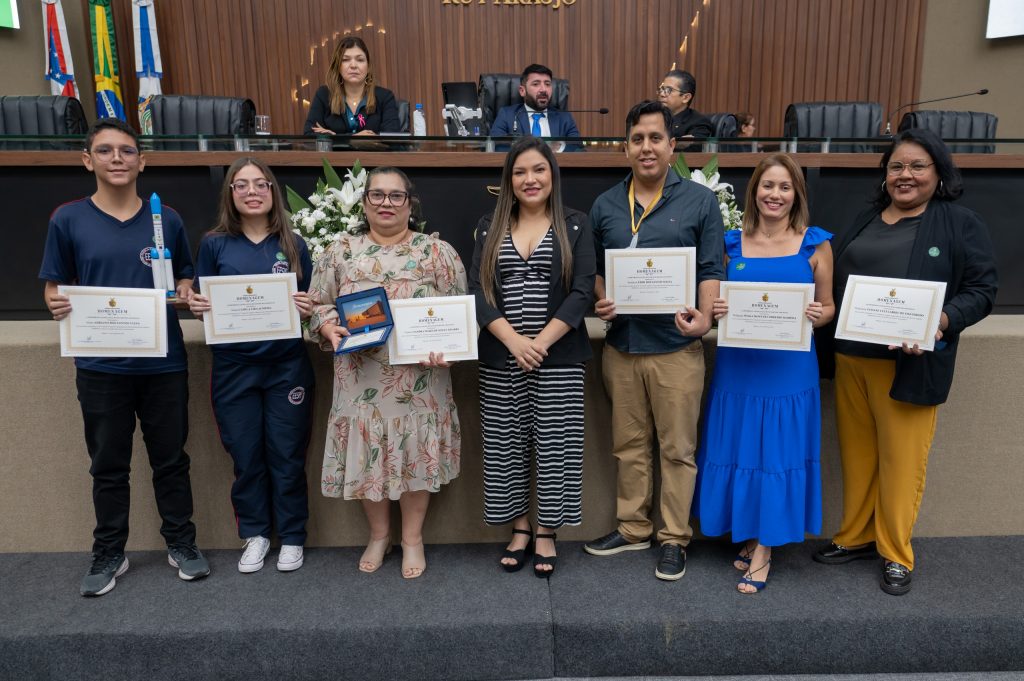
[885,89,988,135]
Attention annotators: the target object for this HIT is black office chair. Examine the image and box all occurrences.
[898,110,998,154]
[150,95,256,136]
[0,95,88,149]
[707,113,739,138]
[783,101,882,152]
[396,99,410,134]
[477,73,570,134]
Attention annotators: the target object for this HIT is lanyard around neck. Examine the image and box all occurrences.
[628,180,663,238]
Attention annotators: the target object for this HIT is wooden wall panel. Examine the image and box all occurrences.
[85,0,924,138]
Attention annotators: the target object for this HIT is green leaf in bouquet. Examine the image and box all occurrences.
[672,153,691,180]
[286,185,312,213]
[352,159,363,176]
[316,178,326,194]
[703,154,720,178]
[322,158,344,189]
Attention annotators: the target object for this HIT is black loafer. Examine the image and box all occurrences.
[654,543,686,581]
[880,561,912,595]
[583,530,651,556]
[813,542,879,565]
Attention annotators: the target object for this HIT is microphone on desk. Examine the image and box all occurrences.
[885,89,989,135]
[562,107,610,115]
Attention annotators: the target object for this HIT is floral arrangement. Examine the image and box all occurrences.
[286,159,367,260]
[672,154,744,231]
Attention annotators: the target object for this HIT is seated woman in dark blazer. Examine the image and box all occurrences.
[304,36,400,136]
[469,136,596,579]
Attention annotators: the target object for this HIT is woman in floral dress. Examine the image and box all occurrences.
[309,167,467,579]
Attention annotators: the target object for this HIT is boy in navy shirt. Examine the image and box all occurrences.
[40,118,210,596]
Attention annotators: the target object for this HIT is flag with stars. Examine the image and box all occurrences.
[41,0,79,98]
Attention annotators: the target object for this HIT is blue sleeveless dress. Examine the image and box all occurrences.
[693,226,832,546]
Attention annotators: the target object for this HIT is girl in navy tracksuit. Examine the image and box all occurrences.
[190,158,315,573]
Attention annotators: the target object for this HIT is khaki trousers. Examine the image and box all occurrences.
[833,354,938,570]
[602,343,705,545]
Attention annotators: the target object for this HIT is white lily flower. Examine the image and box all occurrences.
[346,168,367,188]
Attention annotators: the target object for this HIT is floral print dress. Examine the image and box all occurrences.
[309,231,467,501]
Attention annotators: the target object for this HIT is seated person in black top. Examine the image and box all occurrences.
[304,36,400,136]
[657,69,713,142]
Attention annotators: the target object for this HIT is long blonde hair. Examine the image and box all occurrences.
[741,153,809,234]
[478,138,572,307]
[326,36,377,117]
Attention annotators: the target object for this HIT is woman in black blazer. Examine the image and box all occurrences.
[813,128,997,596]
[469,136,596,578]
[303,36,400,136]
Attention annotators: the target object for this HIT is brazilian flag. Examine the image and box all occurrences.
[89,0,126,120]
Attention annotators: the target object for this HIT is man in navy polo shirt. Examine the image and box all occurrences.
[40,118,210,596]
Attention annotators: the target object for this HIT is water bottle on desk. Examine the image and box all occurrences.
[413,103,427,137]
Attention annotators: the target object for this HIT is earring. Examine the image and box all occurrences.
[881,179,887,189]
[939,179,945,193]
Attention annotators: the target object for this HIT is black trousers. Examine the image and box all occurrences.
[75,368,197,555]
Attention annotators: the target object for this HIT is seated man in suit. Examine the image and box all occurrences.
[490,64,580,139]
[658,69,713,142]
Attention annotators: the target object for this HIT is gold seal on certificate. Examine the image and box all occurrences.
[604,247,696,314]
[717,282,815,351]
[835,275,947,351]
[387,295,478,365]
[59,286,167,357]
[200,273,301,345]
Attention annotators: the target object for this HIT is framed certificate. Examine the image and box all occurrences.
[835,275,947,351]
[717,282,815,351]
[200,273,301,345]
[59,286,167,357]
[604,247,696,314]
[387,295,478,365]
[335,287,393,354]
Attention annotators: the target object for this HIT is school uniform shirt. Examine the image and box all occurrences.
[38,198,194,374]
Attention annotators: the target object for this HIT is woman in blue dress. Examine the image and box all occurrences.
[690,154,835,593]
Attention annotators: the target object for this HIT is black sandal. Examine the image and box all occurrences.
[533,532,557,579]
[501,526,534,573]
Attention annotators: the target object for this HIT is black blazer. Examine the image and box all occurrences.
[303,85,400,135]
[470,208,596,368]
[818,200,997,405]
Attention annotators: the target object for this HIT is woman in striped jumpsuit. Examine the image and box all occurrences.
[469,137,596,578]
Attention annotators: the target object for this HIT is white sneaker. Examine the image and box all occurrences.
[277,545,304,572]
[238,536,270,573]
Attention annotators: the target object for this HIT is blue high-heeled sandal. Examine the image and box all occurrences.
[738,559,771,594]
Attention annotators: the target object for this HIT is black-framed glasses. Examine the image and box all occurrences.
[89,145,140,161]
[886,161,934,176]
[230,179,273,194]
[365,189,409,206]
[657,85,684,96]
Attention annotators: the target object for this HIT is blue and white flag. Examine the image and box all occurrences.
[132,0,163,133]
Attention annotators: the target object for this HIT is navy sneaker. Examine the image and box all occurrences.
[583,530,652,556]
[655,543,687,581]
[81,552,128,597]
[167,543,211,581]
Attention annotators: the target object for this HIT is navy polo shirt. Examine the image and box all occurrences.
[39,197,194,374]
[590,170,725,354]
[195,232,313,364]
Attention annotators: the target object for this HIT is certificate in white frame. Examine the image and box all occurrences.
[59,286,167,357]
[835,275,947,351]
[387,295,478,365]
[604,247,696,314]
[718,281,815,351]
[200,272,301,345]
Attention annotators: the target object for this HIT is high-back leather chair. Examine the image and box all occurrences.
[395,99,410,134]
[783,101,882,152]
[707,112,739,138]
[898,110,998,154]
[477,73,570,134]
[150,95,256,136]
[0,96,88,149]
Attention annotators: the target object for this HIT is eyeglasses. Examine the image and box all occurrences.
[89,145,140,161]
[230,180,273,194]
[365,189,409,207]
[886,161,934,176]
[657,85,684,96]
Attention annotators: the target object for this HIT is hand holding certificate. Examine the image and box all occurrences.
[59,286,167,357]
[835,275,947,351]
[200,273,301,345]
[717,282,815,351]
[604,247,696,314]
[387,295,478,365]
